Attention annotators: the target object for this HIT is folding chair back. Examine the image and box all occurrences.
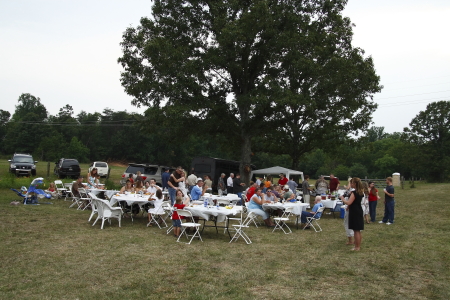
[54,180,67,199]
[304,206,326,232]
[176,210,202,244]
[230,212,255,244]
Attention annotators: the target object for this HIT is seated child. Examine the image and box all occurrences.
[147,189,164,225]
[45,182,58,199]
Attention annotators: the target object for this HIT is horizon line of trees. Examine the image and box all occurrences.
[0,93,449,182]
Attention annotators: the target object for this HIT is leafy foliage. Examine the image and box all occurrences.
[118,0,381,182]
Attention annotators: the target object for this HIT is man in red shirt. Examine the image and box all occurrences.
[278,173,288,186]
[329,174,340,192]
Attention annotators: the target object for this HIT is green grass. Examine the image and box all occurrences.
[0,161,449,299]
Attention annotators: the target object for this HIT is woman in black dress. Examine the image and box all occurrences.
[342,177,364,251]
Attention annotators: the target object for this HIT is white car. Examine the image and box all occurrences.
[88,161,109,177]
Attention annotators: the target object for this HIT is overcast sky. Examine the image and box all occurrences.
[1,0,449,133]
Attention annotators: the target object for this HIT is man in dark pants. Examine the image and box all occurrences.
[233,173,245,205]
[380,177,395,225]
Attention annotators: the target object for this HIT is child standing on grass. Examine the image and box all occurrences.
[172,196,185,237]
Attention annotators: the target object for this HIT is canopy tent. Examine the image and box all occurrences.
[251,166,304,182]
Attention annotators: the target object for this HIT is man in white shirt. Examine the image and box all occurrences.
[227,173,234,194]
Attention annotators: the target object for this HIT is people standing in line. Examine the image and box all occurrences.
[287,177,298,194]
[162,168,170,190]
[301,175,312,206]
[217,173,226,196]
[362,181,370,224]
[315,175,329,195]
[380,177,395,225]
[167,166,185,205]
[278,173,288,186]
[232,173,245,205]
[341,177,364,251]
[368,181,380,222]
[227,173,234,194]
[186,171,197,193]
[329,174,340,192]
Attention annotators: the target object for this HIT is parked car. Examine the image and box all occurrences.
[54,158,81,179]
[120,163,174,186]
[88,161,109,177]
[9,153,38,176]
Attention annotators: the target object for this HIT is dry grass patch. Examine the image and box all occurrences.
[0,182,450,299]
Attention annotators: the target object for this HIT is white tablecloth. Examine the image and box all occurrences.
[200,195,241,205]
[184,205,240,223]
[110,194,154,207]
[262,202,309,215]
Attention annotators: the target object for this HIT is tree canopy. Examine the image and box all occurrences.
[118,0,381,182]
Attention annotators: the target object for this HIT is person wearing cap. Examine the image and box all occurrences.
[278,173,288,186]
[282,185,296,202]
[190,178,205,201]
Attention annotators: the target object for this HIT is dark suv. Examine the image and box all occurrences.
[9,153,38,176]
[54,158,81,178]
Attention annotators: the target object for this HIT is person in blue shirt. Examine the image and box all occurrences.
[190,178,205,200]
[300,196,324,229]
[162,169,170,190]
[380,177,395,225]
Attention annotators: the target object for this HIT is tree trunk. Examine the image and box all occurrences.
[240,134,252,187]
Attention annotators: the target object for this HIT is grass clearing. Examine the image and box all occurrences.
[0,162,449,299]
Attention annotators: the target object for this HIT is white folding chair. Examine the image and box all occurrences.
[162,202,176,234]
[244,202,261,227]
[229,212,256,244]
[176,210,202,244]
[147,202,167,229]
[304,206,326,232]
[63,182,73,201]
[77,188,91,210]
[88,193,99,222]
[54,180,67,199]
[92,198,123,229]
[273,206,293,234]
[225,205,243,233]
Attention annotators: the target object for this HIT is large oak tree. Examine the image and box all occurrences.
[118,0,381,182]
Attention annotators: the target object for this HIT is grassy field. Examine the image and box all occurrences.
[0,161,449,299]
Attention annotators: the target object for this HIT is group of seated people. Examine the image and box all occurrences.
[245,185,323,228]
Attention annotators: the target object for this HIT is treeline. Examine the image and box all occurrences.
[1,94,449,182]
